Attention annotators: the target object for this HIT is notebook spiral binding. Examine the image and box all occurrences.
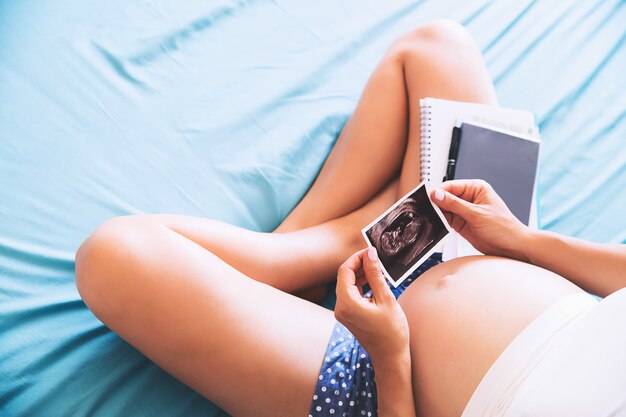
[420,104,432,182]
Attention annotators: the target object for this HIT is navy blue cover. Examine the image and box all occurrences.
[1,1,624,416]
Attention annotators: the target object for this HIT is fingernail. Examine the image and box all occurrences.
[434,189,445,201]
[368,247,378,261]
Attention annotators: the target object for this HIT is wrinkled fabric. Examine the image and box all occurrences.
[0,1,625,416]
[310,254,442,417]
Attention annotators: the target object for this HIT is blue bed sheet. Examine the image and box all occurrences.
[1,1,625,416]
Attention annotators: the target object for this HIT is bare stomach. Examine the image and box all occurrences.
[398,255,584,417]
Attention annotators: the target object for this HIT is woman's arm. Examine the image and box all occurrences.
[372,353,414,417]
[432,180,626,297]
[335,248,416,417]
[516,230,626,297]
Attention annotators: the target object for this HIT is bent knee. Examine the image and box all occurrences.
[75,215,157,319]
[388,19,476,60]
[404,19,473,46]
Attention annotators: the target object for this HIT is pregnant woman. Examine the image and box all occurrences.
[74,20,626,417]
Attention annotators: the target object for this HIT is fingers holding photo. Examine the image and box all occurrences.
[334,247,410,360]
[362,247,395,303]
[336,249,367,304]
[430,183,476,231]
[336,248,393,307]
[362,182,451,287]
[430,179,530,259]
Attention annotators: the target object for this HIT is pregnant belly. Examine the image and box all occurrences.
[397,255,584,417]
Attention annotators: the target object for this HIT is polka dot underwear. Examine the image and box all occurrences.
[308,254,443,417]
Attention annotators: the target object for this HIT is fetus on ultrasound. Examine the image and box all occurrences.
[364,184,449,284]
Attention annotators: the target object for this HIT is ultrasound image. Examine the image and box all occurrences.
[364,185,448,284]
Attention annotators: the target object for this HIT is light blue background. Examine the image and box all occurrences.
[1,1,624,416]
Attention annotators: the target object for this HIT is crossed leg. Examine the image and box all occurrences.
[75,20,511,417]
[276,19,497,233]
[76,20,499,301]
[280,19,498,300]
[75,215,336,417]
[74,218,585,417]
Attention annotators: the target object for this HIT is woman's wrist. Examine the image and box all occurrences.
[508,225,538,263]
[372,349,416,417]
[370,348,411,376]
[365,327,410,368]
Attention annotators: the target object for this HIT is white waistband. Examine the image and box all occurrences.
[460,292,599,417]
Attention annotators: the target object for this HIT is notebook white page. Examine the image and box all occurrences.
[420,97,538,186]
[419,98,539,259]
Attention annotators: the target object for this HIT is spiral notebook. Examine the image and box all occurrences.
[419,98,539,258]
[419,97,538,185]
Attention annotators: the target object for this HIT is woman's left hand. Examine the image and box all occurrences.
[334,247,410,361]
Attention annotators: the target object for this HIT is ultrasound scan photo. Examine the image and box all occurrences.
[362,183,450,287]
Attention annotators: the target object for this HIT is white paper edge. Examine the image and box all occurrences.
[361,182,452,287]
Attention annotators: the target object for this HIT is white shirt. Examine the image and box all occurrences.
[505,287,626,417]
[462,288,626,417]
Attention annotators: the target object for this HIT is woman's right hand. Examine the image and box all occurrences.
[431,179,530,261]
[334,247,410,363]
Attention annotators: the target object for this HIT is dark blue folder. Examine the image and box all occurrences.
[453,123,540,225]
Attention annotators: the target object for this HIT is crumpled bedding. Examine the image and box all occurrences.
[0,1,624,416]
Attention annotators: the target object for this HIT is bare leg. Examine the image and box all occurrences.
[76,219,587,417]
[398,256,584,417]
[128,182,396,296]
[158,21,498,298]
[277,20,497,232]
[177,21,499,297]
[73,22,571,417]
[75,216,337,417]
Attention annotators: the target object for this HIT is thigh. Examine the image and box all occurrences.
[397,20,498,196]
[75,216,336,417]
[398,256,583,417]
[278,20,497,232]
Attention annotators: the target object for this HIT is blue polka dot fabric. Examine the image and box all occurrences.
[308,323,376,417]
[308,254,443,417]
